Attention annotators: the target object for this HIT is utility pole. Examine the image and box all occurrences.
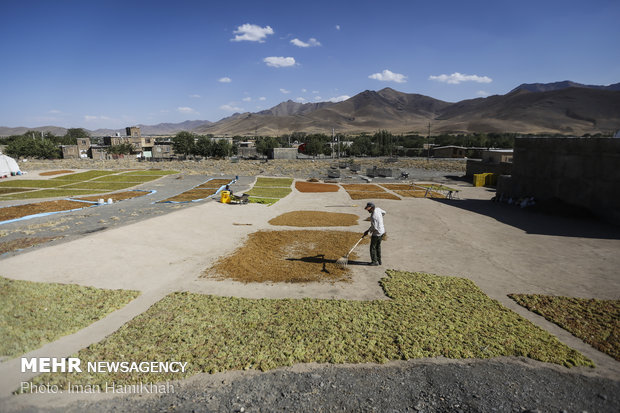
[335,129,341,159]
[427,122,431,160]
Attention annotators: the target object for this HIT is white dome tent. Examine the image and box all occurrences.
[0,153,21,177]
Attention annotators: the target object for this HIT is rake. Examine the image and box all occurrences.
[336,235,365,268]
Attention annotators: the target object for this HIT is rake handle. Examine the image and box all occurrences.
[345,236,365,257]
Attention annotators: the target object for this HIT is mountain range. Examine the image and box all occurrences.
[1,81,619,137]
[195,82,620,136]
[510,80,620,93]
[0,120,212,139]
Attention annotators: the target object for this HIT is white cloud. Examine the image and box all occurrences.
[242,97,252,102]
[280,88,290,94]
[84,115,111,121]
[328,95,350,103]
[177,107,197,114]
[301,88,307,92]
[335,25,341,30]
[429,72,492,84]
[218,77,232,83]
[231,23,274,42]
[220,104,243,112]
[314,96,323,101]
[295,97,308,103]
[259,96,267,101]
[264,56,296,67]
[160,109,170,113]
[290,37,321,48]
[477,90,490,97]
[368,69,407,83]
[189,94,201,98]
[312,90,319,94]
[48,109,62,114]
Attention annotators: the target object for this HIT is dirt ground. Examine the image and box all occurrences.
[19,157,467,178]
[0,168,619,411]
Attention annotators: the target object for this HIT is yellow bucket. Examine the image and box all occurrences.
[220,190,231,203]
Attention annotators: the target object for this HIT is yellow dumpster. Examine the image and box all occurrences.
[220,190,231,203]
[473,174,486,187]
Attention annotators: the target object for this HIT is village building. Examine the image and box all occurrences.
[237,141,257,158]
[466,149,514,177]
[432,145,467,158]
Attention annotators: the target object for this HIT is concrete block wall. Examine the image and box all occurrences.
[512,137,620,223]
[465,159,512,177]
[268,148,297,160]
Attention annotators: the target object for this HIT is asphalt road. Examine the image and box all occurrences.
[10,359,620,412]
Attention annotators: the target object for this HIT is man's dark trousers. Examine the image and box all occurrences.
[370,235,382,264]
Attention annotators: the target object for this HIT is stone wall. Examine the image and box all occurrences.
[510,137,620,223]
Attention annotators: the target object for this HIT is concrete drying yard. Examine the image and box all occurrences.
[0,167,619,412]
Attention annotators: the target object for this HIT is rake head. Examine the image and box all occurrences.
[336,255,349,268]
[336,235,365,269]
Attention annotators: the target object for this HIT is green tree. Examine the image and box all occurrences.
[255,136,280,156]
[372,130,394,156]
[212,139,232,158]
[64,128,89,144]
[349,135,372,156]
[5,137,33,158]
[172,131,196,158]
[5,136,61,159]
[194,136,213,157]
[304,137,324,158]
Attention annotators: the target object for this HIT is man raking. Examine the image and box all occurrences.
[363,202,386,266]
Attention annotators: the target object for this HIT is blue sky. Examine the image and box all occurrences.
[1,0,618,129]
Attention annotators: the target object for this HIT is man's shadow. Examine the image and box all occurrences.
[286,254,367,274]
